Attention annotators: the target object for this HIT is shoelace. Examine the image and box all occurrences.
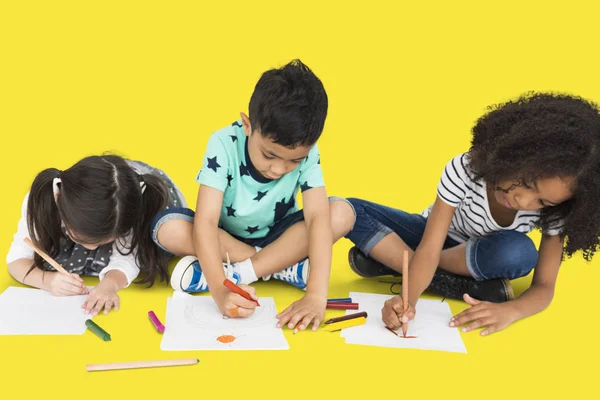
[274,265,299,283]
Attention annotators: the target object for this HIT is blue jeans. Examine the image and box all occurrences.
[150,196,352,256]
[344,198,538,281]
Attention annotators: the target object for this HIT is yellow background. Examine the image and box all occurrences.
[0,1,598,399]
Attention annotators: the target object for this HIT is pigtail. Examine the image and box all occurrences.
[26,168,63,274]
[129,173,170,285]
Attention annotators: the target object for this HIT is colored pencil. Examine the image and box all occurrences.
[223,279,260,306]
[222,252,260,307]
[327,297,352,303]
[326,302,359,310]
[24,237,89,294]
[324,311,368,325]
[324,317,367,331]
[402,249,409,338]
[86,358,199,372]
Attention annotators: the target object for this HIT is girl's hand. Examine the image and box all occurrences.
[450,294,521,336]
[215,284,258,318]
[83,279,120,316]
[276,292,327,332]
[382,295,416,330]
[45,272,87,296]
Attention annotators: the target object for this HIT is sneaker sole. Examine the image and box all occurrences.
[348,247,372,278]
[500,278,515,301]
[170,255,198,292]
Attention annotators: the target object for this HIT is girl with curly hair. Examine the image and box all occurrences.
[340,93,600,335]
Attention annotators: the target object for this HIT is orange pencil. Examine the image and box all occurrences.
[401,249,409,338]
[223,279,260,306]
[222,252,260,306]
[24,237,89,294]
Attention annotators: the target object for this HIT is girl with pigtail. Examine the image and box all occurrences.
[6,155,186,315]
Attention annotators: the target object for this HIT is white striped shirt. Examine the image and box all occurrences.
[421,153,561,243]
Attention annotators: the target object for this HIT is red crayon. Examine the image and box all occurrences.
[223,279,260,307]
[326,302,359,310]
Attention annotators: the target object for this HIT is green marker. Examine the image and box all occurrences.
[86,320,111,341]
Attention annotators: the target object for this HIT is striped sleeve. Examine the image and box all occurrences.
[543,218,564,236]
[437,154,470,207]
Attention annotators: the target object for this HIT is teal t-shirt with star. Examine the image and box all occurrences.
[196,121,325,239]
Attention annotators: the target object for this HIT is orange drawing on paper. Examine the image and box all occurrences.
[215,333,245,346]
[217,334,237,344]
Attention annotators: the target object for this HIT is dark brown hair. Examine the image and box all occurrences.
[26,155,170,285]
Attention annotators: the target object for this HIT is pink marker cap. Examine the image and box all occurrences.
[148,310,165,333]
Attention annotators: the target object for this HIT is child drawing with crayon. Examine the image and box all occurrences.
[340,93,600,335]
[151,60,355,331]
[7,155,186,315]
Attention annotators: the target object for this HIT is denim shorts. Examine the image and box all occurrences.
[150,196,353,256]
[344,198,538,281]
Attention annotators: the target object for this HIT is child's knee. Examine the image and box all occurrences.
[156,220,190,247]
[329,198,356,236]
[502,234,538,278]
[473,232,538,280]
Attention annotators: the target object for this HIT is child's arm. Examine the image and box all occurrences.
[6,193,87,296]
[382,196,456,329]
[194,185,258,317]
[407,196,457,304]
[451,234,562,335]
[8,258,86,295]
[276,186,331,331]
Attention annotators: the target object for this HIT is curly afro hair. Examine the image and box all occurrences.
[468,92,600,260]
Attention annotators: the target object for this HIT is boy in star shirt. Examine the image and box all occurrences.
[151,60,355,331]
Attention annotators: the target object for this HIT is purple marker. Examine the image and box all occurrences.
[148,311,165,333]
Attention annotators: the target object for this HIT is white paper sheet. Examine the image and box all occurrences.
[340,292,467,353]
[0,286,92,335]
[160,292,289,351]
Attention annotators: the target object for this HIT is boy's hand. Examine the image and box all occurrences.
[45,272,87,296]
[382,295,416,330]
[449,294,521,336]
[215,285,258,318]
[276,292,327,331]
[83,278,120,316]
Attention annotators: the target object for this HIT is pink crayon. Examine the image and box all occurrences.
[148,311,165,333]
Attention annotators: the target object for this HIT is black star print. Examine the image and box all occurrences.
[245,225,259,234]
[232,121,242,128]
[227,174,233,187]
[206,156,221,173]
[253,190,268,202]
[230,135,238,142]
[239,162,250,177]
[300,181,312,192]
[226,204,236,217]
[273,196,296,222]
[318,157,321,164]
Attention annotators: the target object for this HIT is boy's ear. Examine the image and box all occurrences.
[240,112,252,137]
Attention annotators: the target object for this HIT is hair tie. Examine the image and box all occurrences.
[52,178,61,197]
[139,175,146,194]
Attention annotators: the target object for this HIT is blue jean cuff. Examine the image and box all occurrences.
[360,226,394,256]
[465,237,486,281]
[150,207,195,256]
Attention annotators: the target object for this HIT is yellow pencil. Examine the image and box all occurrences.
[324,317,367,332]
